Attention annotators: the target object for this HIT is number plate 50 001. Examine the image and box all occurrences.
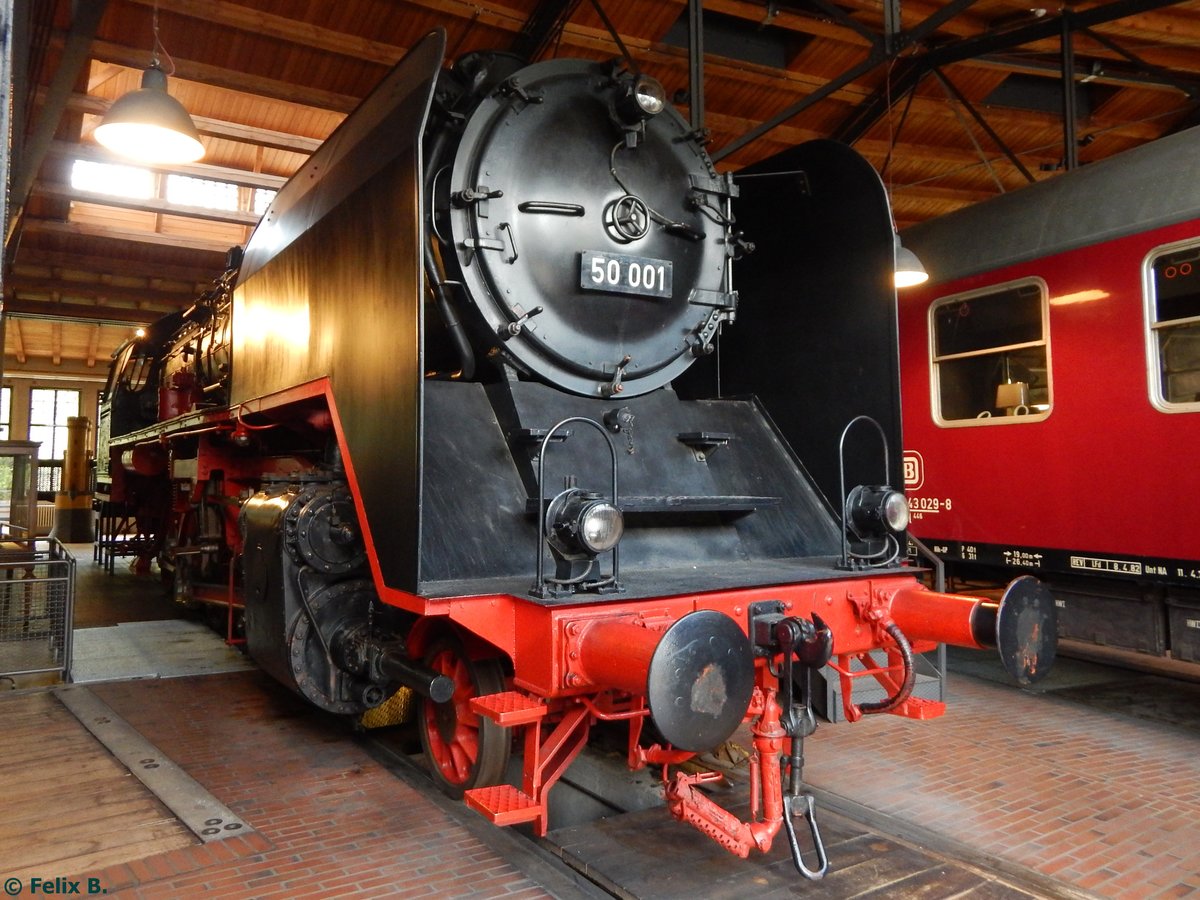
[580,250,673,299]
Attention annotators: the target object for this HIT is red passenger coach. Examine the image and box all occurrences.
[899,127,1200,665]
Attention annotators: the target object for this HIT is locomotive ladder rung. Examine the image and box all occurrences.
[470,691,547,726]
[464,784,541,826]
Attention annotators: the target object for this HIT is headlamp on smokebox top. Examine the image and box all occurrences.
[538,486,625,594]
[844,485,910,542]
[613,72,667,130]
[546,488,624,558]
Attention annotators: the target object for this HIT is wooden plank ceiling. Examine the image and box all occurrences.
[5,0,1200,373]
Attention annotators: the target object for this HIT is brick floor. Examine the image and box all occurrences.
[805,674,1200,900]
[79,672,558,899]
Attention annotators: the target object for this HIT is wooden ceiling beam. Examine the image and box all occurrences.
[401,0,859,94]
[21,219,235,256]
[12,248,214,286]
[87,39,362,113]
[33,182,261,226]
[385,4,1178,152]
[129,0,916,64]
[2,297,162,326]
[701,107,1045,169]
[1090,7,1200,48]
[393,0,526,35]
[60,91,325,153]
[86,325,102,368]
[11,320,27,364]
[47,140,288,191]
[969,52,1200,95]
[816,0,979,39]
[8,274,199,309]
[123,0,408,67]
[188,114,325,154]
[828,0,1200,55]
[891,183,1000,204]
[704,0,875,46]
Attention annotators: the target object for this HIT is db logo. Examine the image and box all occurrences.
[902,451,924,490]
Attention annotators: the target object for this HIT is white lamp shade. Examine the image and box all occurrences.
[894,242,929,288]
[95,65,204,164]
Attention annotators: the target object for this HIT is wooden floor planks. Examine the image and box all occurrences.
[549,800,1045,899]
[0,691,195,880]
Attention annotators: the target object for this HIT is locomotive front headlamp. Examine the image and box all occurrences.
[633,76,666,117]
[845,484,910,541]
[615,74,667,126]
[547,488,624,558]
[579,501,624,553]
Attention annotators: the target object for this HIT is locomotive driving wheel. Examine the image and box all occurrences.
[418,634,510,798]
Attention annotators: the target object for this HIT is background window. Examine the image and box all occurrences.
[1147,243,1200,409]
[931,280,1051,424]
[28,388,80,459]
[0,386,10,439]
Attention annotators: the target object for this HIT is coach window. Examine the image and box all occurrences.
[930,278,1051,426]
[1145,241,1200,412]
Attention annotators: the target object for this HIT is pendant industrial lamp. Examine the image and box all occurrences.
[893,235,928,288]
[94,2,204,164]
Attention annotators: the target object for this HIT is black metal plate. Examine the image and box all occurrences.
[579,250,673,299]
[996,575,1058,686]
[646,610,755,752]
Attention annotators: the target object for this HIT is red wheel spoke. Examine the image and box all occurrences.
[418,637,510,796]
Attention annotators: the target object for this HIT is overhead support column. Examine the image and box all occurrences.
[1061,15,1080,171]
[688,0,705,134]
[510,0,582,62]
[5,0,109,259]
[883,0,902,57]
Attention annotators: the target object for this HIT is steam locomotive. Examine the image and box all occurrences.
[99,30,1054,876]
[898,127,1200,667]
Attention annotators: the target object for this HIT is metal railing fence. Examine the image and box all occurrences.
[0,537,76,682]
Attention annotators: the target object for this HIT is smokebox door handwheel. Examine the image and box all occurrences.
[446,58,735,397]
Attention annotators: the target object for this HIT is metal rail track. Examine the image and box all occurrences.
[361,729,1096,900]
